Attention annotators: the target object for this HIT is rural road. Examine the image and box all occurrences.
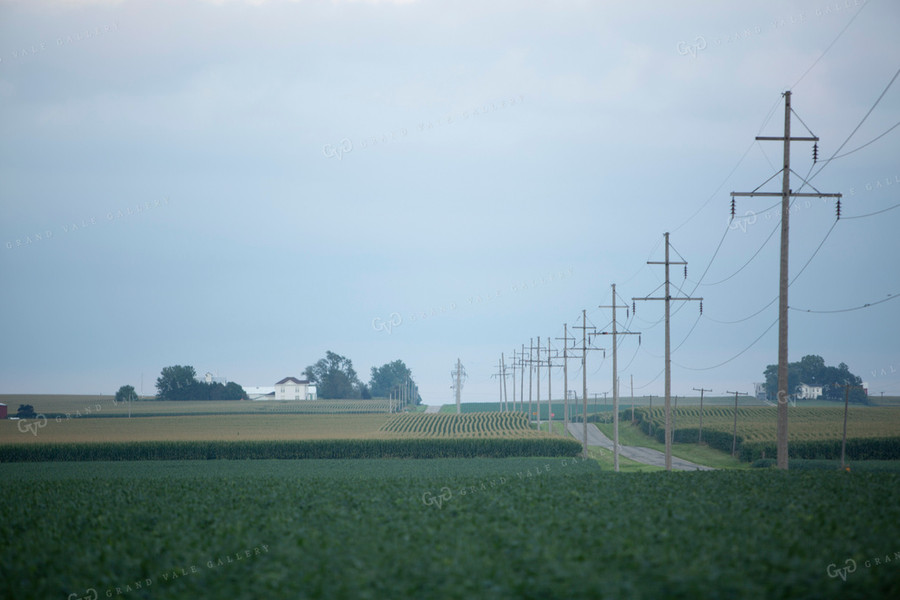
[424,405,441,414]
[566,423,714,471]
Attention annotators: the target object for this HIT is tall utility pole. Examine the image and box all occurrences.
[509,350,517,412]
[544,338,560,434]
[556,324,577,433]
[501,353,508,411]
[599,283,640,472]
[634,233,702,471]
[451,359,466,414]
[528,338,534,422]
[727,390,749,457]
[731,91,842,470]
[631,375,635,423]
[535,337,542,430]
[519,344,526,413]
[693,387,713,443]
[840,384,864,469]
[572,310,598,458]
[492,358,504,405]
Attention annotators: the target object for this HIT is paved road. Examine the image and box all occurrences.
[567,423,714,471]
[424,405,441,414]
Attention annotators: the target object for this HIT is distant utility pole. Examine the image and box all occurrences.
[573,309,600,458]
[693,387,713,443]
[731,91,842,470]
[840,384,864,469]
[634,232,702,471]
[492,358,504,406]
[599,283,640,472]
[727,390,749,457]
[519,344,526,414]
[509,350,517,412]
[501,354,508,411]
[556,324,577,432]
[630,375,635,424]
[451,359,466,414]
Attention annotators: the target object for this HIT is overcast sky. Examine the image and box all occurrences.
[2,0,898,405]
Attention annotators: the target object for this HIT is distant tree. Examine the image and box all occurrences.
[224,382,248,400]
[764,355,866,403]
[304,351,363,399]
[16,404,36,419]
[369,360,420,404]
[115,385,139,406]
[156,365,199,401]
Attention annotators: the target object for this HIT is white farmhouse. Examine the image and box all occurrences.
[274,377,317,401]
[798,383,823,400]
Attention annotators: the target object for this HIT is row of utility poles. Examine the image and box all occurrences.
[389,377,418,413]
[487,91,843,471]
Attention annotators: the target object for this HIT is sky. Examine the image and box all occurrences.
[1,0,898,405]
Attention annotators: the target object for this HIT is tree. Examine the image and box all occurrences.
[764,355,866,403]
[16,404,36,419]
[304,351,363,399]
[369,360,419,403]
[156,365,199,401]
[115,385,138,405]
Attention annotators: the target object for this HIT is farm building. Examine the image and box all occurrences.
[0,403,6,419]
[274,377,317,401]
[798,383,823,400]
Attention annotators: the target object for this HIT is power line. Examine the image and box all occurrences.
[674,316,779,372]
[843,200,900,220]
[789,292,899,314]
[790,0,871,90]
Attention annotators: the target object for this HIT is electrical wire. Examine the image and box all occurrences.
[674,316,779,371]
[789,292,898,314]
[790,0,871,90]
[842,200,900,220]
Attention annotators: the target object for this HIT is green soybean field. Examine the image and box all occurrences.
[1,460,898,599]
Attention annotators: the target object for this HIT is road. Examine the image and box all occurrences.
[424,405,441,414]
[566,423,714,471]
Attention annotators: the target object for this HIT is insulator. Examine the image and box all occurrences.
[632,301,636,314]
[730,197,736,219]
[812,142,818,163]
[626,308,629,320]
[700,301,703,315]
[684,265,688,279]
[836,199,841,220]
[638,335,641,346]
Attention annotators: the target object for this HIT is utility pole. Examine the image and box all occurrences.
[451,359,466,414]
[556,324,577,433]
[631,375,635,424]
[528,338,534,424]
[509,350,517,412]
[535,337,542,429]
[840,384,864,469]
[599,283,640,472]
[545,338,552,433]
[731,91,842,470]
[727,390,749,457]
[573,310,601,458]
[693,387,712,443]
[520,344,525,414]
[492,358,504,406]
[634,232,702,471]
[501,354,508,411]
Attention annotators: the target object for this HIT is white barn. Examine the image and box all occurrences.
[274,377,317,401]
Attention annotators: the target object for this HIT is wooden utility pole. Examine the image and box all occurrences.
[528,338,534,423]
[572,310,597,458]
[693,387,712,443]
[599,283,640,472]
[634,233,702,471]
[501,354,508,411]
[731,91,842,470]
[556,324,577,433]
[509,350,517,412]
[727,390,749,457]
[519,344,525,413]
[630,375,635,423]
[536,337,542,430]
[840,384,864,469]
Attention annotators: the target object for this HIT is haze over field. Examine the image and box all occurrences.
[1,0,898,402]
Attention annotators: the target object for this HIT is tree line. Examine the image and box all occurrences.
[304,351,421,402]
[763,355,867,404]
